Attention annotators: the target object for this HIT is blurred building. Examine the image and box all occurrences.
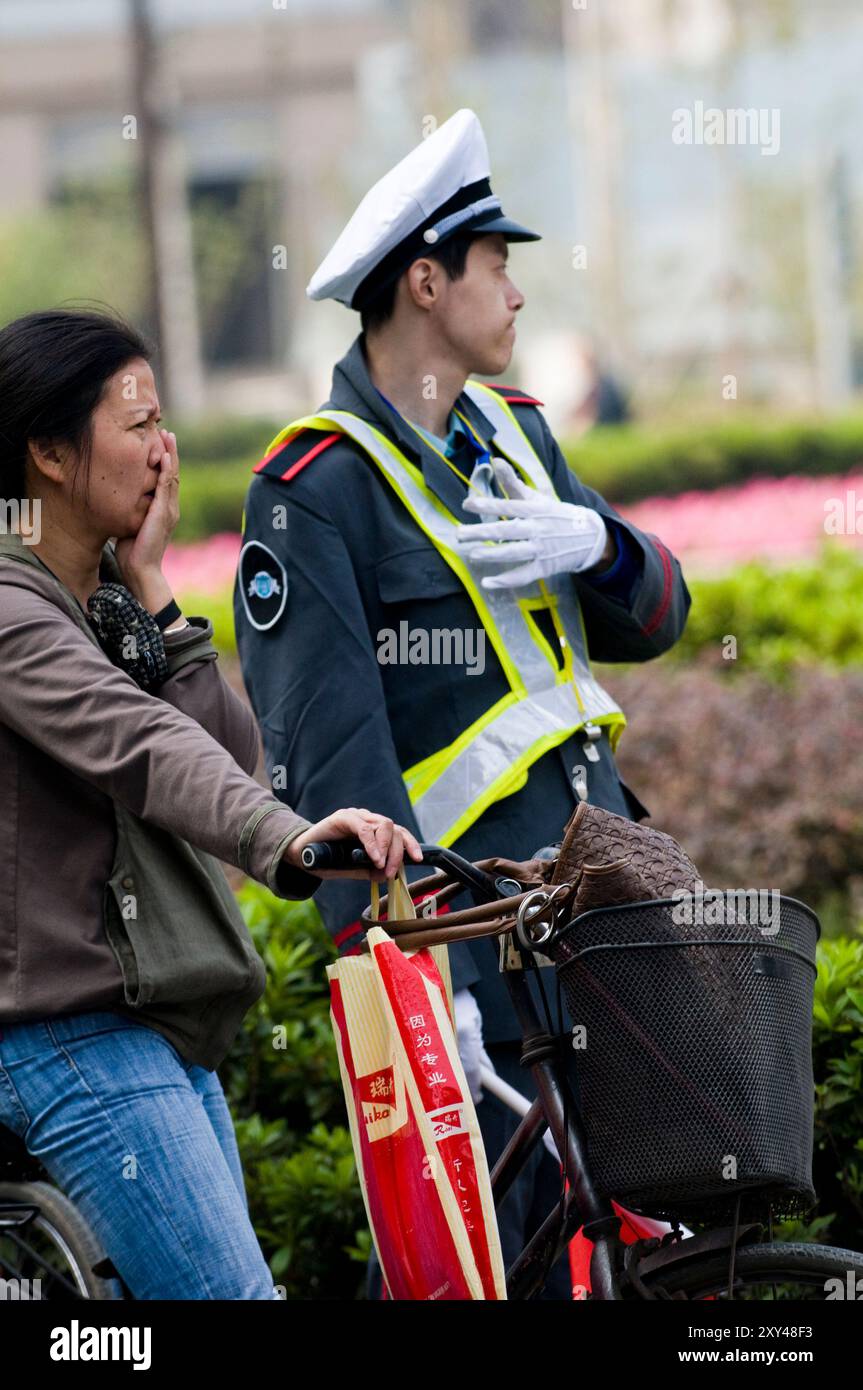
[0,0,861,423]
[0,0,402,415]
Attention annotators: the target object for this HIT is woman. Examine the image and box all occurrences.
[0,308,422,1300]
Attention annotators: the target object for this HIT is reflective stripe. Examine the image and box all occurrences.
[403,687,623,847]
[267,394,626,845]
[461,382,556,495]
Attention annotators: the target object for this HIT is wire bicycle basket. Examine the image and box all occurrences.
[545,893,820,1222]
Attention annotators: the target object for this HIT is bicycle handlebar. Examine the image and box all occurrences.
[300,839,504,904]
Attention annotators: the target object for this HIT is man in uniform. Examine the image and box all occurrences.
[235,109,691,1297]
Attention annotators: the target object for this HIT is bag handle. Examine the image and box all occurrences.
[369,865,417,924]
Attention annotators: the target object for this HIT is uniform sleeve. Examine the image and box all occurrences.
[534,411,692,662]
[0,584,317,900]
[579,517,643,606]
[234,474,481,989]
[158,617,260,776]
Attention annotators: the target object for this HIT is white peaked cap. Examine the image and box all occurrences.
[306,108,540,309]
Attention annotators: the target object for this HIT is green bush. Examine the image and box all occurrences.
[183,588,239,656]
[801,936,863,1249]
[175,464,251,541]
[171,420,286,540]
[170,411,863,539]
[236,1116,369,1299]
[566,414,863,504]
[668,544,863,676]
[174,418,282,467]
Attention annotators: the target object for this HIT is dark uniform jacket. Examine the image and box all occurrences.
[235,334,691,1043]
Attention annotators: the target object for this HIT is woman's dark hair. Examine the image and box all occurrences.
[0,308,151,501]
[360,231,480,335]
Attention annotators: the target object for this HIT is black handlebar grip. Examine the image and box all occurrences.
[300,840,372,871]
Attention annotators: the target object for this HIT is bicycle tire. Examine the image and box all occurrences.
[628,1240,863,1300]
[0,1181,125,1300]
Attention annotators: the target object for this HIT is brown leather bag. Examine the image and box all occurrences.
[548,802,742,1031]
[552,800,701,902]
[359,803,711,954]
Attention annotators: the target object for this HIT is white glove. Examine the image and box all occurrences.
[453,988,494,1104]
[454,458,609,590]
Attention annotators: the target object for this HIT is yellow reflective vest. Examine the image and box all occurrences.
[265,382,626,846]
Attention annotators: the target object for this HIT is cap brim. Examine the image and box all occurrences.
[467,213,541,242]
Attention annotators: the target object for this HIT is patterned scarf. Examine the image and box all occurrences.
[86,582,168,691]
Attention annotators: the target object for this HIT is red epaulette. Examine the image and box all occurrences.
[253,427,342,482]
[479,383,545,408]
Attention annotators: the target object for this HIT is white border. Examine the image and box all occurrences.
[238,540,288,632]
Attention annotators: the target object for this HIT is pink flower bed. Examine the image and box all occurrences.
[618,472,863,574]
[162,472,863,597]
[163,532,241,596]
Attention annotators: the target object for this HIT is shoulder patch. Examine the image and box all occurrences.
[254,428,342,482]
[238,540,288,632]
[479,383,545,408]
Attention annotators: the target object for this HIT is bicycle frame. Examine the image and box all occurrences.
[485,938,624,1299]
[411,844,625,1300]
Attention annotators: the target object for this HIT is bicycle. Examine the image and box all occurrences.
[304,837,863,1301]
[3,837,862,1301]
[0,1129,127,1300]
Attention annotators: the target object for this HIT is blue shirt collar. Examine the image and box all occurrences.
[373,386,486,464]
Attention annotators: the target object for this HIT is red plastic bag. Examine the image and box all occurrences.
[327,872,506,1300]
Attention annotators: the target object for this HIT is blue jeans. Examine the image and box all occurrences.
[0,1010,280,1300]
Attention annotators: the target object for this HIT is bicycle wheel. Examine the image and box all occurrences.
[628,1240,863,1300]
[0,1181,125,1300]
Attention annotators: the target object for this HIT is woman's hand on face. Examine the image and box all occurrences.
[115,429,180,613]
[284,808,424,881]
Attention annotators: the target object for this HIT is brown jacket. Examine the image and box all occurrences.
[0,531,320,1068]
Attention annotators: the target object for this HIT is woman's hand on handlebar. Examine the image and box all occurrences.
[283,808,423,881]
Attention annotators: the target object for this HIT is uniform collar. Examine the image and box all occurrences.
[327,334,501,517]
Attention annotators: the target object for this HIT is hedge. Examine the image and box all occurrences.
[564,413,863,504]
[185,546,863,679]
[667,544,863,675]
[175,463,251,541]
[170,412,863,539]
[605,660,863,929]
[810,937,863,1251]
[172,416,282,467]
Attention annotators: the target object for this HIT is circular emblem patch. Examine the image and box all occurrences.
[238,541,288,631]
